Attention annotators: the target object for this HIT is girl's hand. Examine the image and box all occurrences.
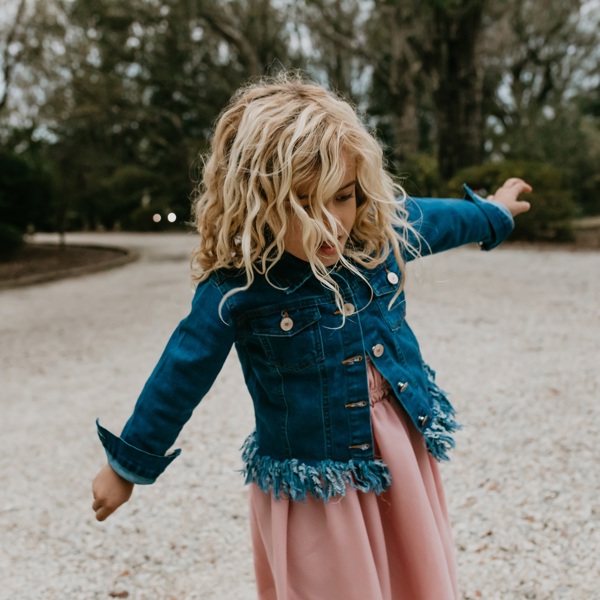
[487,178,532,218]
[92,464,134,521]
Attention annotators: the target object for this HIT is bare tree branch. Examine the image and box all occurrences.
[197,6,261,77]
[0,0,27,111]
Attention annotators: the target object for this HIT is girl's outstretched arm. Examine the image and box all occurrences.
[92,464,134,521]
[93,277,236,508]
[403,177,532,259]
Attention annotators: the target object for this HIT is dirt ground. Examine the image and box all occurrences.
[1,232,599,600]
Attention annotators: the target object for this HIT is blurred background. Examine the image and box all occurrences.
[1,0,599,253]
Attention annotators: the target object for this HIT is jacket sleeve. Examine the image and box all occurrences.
[402,184,514,261]
[96,277,235,484]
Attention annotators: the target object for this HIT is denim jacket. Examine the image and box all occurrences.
[97,186,514,501]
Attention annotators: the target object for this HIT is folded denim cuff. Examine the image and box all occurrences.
[96,419,181,484]
[463,184,514,250]
[105,452,155,485]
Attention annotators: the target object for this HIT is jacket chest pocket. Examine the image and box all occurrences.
[249,306,324,373]
[369,265,406,332]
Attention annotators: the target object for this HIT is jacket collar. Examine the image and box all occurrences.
[266,252,388,295]
[266,252,315,295]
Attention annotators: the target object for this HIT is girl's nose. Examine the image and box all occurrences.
[324,211,342,235]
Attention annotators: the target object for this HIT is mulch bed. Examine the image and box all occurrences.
[0,243,137,289]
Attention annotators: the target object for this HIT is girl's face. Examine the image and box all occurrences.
[283,149,357,267]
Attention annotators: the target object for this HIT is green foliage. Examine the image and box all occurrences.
[31,0,300,232]
[447,161,577,242]
[576,115,600,215]
[396,154,442,197]
[486,108,600,217]
[0,150,56,232]
[94,165,168,229]
[0,223,24,259]
[129,206,173,232]
[1,0,598,240]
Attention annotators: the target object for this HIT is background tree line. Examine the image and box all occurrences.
[1,0,599,249]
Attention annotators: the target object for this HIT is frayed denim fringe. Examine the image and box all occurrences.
[422,363,462,461]
[241,431,392,502]
[241,364,460,501]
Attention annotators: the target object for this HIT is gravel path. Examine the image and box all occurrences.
[1,233,598,600]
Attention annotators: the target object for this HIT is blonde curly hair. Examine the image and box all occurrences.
[191,73,418,312]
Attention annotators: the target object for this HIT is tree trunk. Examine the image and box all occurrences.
[391,100,419,160]
[431,1,485,180]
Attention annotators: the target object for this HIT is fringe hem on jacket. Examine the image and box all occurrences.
[422,362,462,461]
[241,431,392,502]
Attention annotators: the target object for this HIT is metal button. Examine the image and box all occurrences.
[342,355,363,365]
[387,271,399,285]
[343,302,355,316]
[372,343,384,358]
[397,381,409,393]
[280,317,294,331]
[349,443,371,451]
[345,400,368,408]
[417,414,428,427]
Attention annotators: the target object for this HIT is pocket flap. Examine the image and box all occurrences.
[250,306,321,337]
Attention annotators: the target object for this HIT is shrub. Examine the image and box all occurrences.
[0,223,24,259]
[447,161,577,242]
[130,205,169,232]
[396,154,442,198]
[0,150,56,232]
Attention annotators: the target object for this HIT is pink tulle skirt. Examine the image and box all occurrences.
[249,361,459,600]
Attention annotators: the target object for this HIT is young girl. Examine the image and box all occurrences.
[92,74,531,600]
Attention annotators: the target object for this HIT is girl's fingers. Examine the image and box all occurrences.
[491,178,533,216]
[514,200,531,215]
[92,497,106,517]
[517,181,533,193]
[502,178,533,193]
[503,177,523,186]
[94,506,111,522]
[92,497,116,521]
